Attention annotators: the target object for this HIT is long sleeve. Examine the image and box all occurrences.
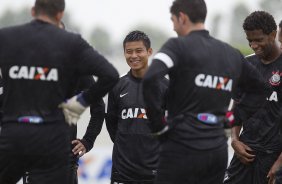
[105,90,118,142]
[73,35,119,104]
[80,99,105,152]
[142,60,169,132]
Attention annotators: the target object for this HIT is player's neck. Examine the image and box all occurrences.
[261,46,282,64]
[131,67,147,79]
[35,15,60,27]
[182,23,205,36]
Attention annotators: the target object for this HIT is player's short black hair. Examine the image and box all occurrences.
[34,0,65,17]
[123,30,151,50]
[170,0,207,23]
[279,20,282,29]
[243,11,277,35]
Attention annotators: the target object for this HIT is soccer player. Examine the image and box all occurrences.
[224,11,282,184]
[68,77,105,184]
[142,0,268,183]
[0,0,119,183]
[106,30,168,184]
[274,21,282,184]
[23,76,105,184]
[278,20,282,50]
[59,21,106,184]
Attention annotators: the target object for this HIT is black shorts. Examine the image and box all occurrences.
[155,141,228,184]
[0,121,71,184]
[224,151,280,184]
[24,154,79,184]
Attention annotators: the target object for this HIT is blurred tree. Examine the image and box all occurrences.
[260,0,282,20]
[0,6,80,32]
[229,3,250,47]
[0,8,31,28]
[128,24,170,53]
[88,27,113,56]
[61,12,80,32]
[232,45,253,56]
[210,14,222,38]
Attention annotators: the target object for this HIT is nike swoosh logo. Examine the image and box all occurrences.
[120,93,128,98]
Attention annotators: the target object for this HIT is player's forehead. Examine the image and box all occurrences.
[245,29,268,39]
[124,41,146,50]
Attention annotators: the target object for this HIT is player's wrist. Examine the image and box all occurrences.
[77,93,89,107]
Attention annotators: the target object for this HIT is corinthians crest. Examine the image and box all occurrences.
[269,71,282,86]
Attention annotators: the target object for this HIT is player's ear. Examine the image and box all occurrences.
[54,12,64,27]
[148,48,153,56]
[55,12,64,23]
[179,12,190,25]
[31,7,36,17]
[178,12,186,24]
[269,30,277,42]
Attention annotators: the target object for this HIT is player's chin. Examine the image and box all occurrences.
[129,65,141,70]
[255,51,264,58]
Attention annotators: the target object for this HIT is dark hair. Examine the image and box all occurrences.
[123,30,151,50]
[243,11,277,35]
[170,0,207,23]
[279,20,282,29]
[34,0,65,17]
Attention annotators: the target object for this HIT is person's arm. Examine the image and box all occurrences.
[80,99,105,152]
[143,58,170,133]
[235,55,270,96]
[267,153,282,184]
[231,98,257,165]
[230,125,255,164]
[78,51,119,105]
[59,36,119,125]
[105,90,119,142]
[231,125,242,143]
[266,73,282,181]
[71,77,105,156]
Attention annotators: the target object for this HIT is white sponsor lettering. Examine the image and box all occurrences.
[9,66,58,81]
[121,108,147,119]
[195,73,232,91]
[267,91,278,102]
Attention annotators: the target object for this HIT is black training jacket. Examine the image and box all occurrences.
[0,19,118,123]
[69,76,105,164]
[106,71,168,182]
[143,30,268,151]
[236,54,282,153]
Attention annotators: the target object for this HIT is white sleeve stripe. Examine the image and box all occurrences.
[153,53,174,68]
[0,87,3,95]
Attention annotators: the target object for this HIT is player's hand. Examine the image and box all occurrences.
[231,140,255,165]
[267,158,282,184]
[59,93,88,125]
[72,139,87,157]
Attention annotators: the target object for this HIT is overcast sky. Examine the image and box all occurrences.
[0,0,260,41]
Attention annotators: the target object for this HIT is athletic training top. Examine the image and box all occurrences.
[237,54,282,153]
[69,76,105,164]
[143,30,267,151]
[106,71,168,182]
[0,19,118,123]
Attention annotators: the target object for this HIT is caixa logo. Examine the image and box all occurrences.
[121,108,147,119]
[195,74,232,91]
[9,65,58,81]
